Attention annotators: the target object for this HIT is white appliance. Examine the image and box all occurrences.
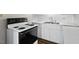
[7,18,38,44]
[62,25,79,44]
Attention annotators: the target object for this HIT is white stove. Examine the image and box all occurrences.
[7,18,38,44]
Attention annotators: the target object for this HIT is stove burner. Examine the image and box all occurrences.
[18,27,25,30]
[14,26,19,28]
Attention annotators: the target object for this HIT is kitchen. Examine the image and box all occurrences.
[0,14,79,44]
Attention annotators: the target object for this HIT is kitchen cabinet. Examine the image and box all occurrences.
[63,26,79,44]
[37,23,42,38]
[41,24,64,43]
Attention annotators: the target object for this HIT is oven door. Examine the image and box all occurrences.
[19,27,37,44]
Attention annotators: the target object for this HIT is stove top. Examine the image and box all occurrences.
[8,22,38,32]
[13,24,35,30]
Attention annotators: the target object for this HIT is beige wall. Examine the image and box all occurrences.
[0,14,7,44]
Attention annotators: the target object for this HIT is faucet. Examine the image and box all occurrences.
[49,17,56,22]
[49,17,53,22]
[54,20,57,23]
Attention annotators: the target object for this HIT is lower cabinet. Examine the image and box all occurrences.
[41,24,64,44]
[63,26,79,44]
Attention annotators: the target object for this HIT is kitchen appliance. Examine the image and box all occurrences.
[7,18,38,44]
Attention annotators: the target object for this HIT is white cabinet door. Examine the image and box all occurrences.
[41,24,64,43]
[63,26,79,44]
[37,24,42,38]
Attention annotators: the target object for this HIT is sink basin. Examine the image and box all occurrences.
[44,22,59,24]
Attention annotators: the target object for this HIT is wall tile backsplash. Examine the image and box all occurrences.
[32,14,74,25]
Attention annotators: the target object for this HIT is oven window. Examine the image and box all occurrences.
[19,27,38,44]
